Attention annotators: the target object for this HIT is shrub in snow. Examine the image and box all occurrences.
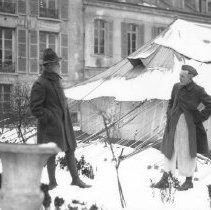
[54,196,65,209]
[72,200,85,205]
[147,165,152,170]
[57,155,95,179]
[77,156,94,179]
[160,177,180,204]
[40,183,51,209]
[67,202,103,210]
[57,155,67,170]
[150,167,180,204]
[67,206,79,210]
[159,182,176,204]
[89,204,99,210]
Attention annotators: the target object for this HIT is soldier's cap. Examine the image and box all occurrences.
[41,48,62,65]
[181,65,198,77]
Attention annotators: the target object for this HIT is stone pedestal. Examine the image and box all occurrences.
[0,142,61,210]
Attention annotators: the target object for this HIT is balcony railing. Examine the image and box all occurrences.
[0,62,15,73]
[0,2,16,14]
[39,7,59,19]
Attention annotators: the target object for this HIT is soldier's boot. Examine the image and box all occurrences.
[151,171,170,189]
[177,177,193,191]
[47,154,58,190]
[66,150,91,188]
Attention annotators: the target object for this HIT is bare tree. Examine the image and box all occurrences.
[3,81,36,143]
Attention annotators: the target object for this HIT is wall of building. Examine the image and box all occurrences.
[0,0,81,89]
[83,0,211,79]
[0,0,211,86]
[0,0,81,119]
[68,0,85,84]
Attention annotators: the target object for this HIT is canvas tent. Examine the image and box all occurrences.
[65,19,211,148]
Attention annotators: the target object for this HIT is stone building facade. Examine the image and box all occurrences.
[0,0,73,117]
[1,0,211,119]
[82,0,211,78]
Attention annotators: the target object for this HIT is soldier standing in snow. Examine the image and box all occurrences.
[152,64,211,191]
[30,48,91,190]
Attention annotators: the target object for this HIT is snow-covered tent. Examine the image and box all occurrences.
[65,19,211,148]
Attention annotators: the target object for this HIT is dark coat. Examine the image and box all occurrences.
[30,71,76,152]
[161,81,211,159]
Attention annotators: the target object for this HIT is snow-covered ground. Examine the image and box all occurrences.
[41,142,211,210]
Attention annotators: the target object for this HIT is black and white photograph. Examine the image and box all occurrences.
[0,0,211,209]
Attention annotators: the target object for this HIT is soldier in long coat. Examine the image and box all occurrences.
[30,48,91,189]
[152,64,211,191]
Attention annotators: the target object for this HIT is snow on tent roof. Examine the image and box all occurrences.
[154,20,211,62]
[128,19,211,65]
[64,59,179,101]
[65,19,211,102]
[153,19,211,63]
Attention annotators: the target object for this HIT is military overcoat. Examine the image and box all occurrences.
[30,71,76,151]
[161,82,211,159]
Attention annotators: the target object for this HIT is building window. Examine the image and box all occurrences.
[94,19,106,55]
[152,26,166,39]
[39,31,58,72]
[121,22,144,58]
[94,19,113,57]
[0,28,15,73]
[0,84,12,117]
[207,0,211,12]
[127,24,138,55]
[0,0,16,14]
[39,0,59,19]
[61,34,68,74]
[172,0,184,9]
[39,31,58,58]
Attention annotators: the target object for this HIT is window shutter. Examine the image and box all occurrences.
[30,30,38,73]
[121,22,128,58]
[18,29,27,72]
[18,0,26,14]
[61,34,68,74]
[151,26,157,39]
[174,0,184,8]
[57,0,61,18]
[200,0,206,12]
[105,21,113,57]
[61,0,69,20]
[30,0,38,16]
[137,24,144,49]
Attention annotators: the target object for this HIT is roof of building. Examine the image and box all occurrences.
[84,0,211,24]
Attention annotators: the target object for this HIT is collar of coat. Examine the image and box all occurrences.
[180,81,195,91]
[42,70,62,81]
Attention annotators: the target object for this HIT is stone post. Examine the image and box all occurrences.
[0,142,61,210]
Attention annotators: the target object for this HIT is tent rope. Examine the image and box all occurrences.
[78,101,145,144]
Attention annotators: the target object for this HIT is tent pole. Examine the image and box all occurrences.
[102,114,126,208]
[102,114,116,161]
